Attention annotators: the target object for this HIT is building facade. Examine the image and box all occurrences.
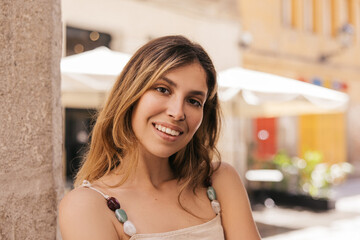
[238,0,360,176]
[61,0,242,71]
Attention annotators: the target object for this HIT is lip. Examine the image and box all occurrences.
[152,122,185,133]
[152,122,185,142]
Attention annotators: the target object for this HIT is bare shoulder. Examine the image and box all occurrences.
[212,162,242,189]
[210,162,249,208]
[60,186,102,211]
[211,162,261,240]
[59,187,119,240]
[212,161,237,178]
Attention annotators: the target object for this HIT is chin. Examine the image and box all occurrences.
[154,151,178,159]
[149,146,184,159]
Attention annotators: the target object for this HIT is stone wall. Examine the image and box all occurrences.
[0,0,63,239]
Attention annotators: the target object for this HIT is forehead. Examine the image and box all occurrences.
[160,63,208,92]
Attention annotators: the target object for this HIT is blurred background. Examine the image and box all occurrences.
[60,0,360,239]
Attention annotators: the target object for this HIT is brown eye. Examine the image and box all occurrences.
[188,98,202,107]
[155,87,170,94]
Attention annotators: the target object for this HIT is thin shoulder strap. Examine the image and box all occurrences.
[81,180,110,200]
[81,180,137,237]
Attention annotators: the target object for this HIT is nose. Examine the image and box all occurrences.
[167,96,186,121]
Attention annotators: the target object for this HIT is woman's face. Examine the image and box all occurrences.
[131,62,208,159]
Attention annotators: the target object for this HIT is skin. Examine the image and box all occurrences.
[59,62,261,240]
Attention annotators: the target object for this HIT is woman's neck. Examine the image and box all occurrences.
[109,147,175,190]
[135,152,175,189]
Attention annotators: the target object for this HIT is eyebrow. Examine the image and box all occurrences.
[159,77,207,98]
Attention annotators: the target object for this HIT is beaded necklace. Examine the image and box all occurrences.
[81,178,221,237]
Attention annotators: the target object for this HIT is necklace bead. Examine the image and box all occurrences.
[123,220,137,236]
[107,197,120,211]
[211,200,221,214]
[207,186,217,201]
[115,209,128,223]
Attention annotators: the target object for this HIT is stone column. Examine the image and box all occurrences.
[0,0,63,239]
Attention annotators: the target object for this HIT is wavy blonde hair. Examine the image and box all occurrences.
[74,35,221,191]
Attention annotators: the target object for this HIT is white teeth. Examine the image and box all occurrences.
[155,124,180,136]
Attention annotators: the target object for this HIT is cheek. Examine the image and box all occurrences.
[133,93,162,119]
[187,111,204,134]
[131,95,151,129]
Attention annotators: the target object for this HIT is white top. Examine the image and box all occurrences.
[130,214,224,240]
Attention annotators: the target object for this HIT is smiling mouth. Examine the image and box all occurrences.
[153,124,183,136]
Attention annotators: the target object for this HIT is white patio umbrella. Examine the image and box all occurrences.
[218,68,349,117]
[61,47,131,108]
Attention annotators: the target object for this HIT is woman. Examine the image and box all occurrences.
[59,35,261,240]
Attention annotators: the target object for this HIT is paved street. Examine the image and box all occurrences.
[253,178,360,240]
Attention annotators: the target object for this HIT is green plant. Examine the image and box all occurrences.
[273,150,353,198]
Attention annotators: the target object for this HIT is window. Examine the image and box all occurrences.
[323,0,332,36]
[304,0,314,32]
[282,0,292,27]
[291,0,302,29]
[330,0,340,37]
